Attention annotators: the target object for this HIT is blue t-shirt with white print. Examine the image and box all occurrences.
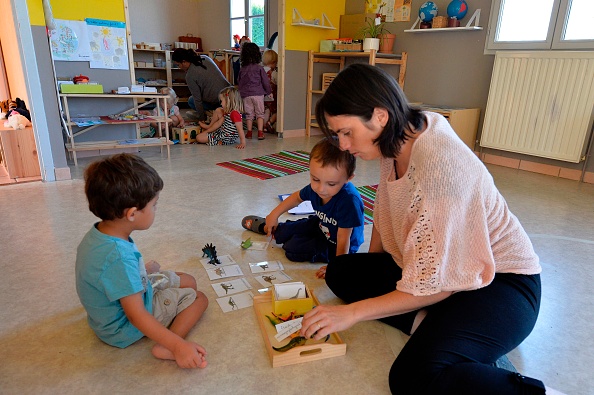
[299,182,365,253]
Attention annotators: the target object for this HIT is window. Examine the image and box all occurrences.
[230,0,265,47]
[486,0,594,51]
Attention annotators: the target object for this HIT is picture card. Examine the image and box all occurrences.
[205,264,244,280]
[216,291,254,313]
[253,271,293,287]
[199,254,236,270]
[249,260,285,273]
[279,194,314,215]
[211,278,252,297]
[246,240,270,251]
[274,282,306,301]
[274,317,303,342]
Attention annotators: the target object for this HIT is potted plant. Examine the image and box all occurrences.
[359,2,394,53]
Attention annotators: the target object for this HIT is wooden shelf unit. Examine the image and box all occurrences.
[132,49,190,101]
[305,50,408,136]
[419,104,480,149]
[0,125,40,179]
[60,93,172,165]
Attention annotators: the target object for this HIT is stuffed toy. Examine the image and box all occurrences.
[4,110,31,129]
[2,97,31,121]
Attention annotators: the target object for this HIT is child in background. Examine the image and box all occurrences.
[76,154,209,368]
[141,87,184,138]
[196,86,246,149]
[262,49,278,134]
[237,42,271,140]
[241,138,365,278]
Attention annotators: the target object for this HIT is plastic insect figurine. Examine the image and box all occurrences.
[202,243,221,265]
[272,336,307,352]
[241,238,253,249]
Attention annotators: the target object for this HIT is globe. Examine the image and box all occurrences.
[447,0,468,20]
[419,2,438,23]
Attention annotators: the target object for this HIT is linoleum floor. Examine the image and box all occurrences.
[0,136,592,394]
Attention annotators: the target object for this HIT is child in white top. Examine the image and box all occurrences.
[196,86,246,149]
[141,87,184,138]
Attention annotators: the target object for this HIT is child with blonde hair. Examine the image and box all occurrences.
[197,86,246,149]
[141,87,184,138]
[262,49,278,134]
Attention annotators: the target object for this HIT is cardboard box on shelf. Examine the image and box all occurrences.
[339,13,376,40]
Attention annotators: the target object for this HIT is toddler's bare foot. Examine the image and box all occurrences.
[152,343,175,361]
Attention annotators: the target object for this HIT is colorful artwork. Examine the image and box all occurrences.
[86,18,129,70]
[50,20,91,61]
[365,0,411,22]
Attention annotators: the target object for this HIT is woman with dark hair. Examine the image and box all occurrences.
[299,63,547,395]
[171,48,230,121]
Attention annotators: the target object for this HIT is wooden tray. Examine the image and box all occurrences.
[253,291,346,368]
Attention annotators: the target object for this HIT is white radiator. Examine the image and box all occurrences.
[480,51,594,163]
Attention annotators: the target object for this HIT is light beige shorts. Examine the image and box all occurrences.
[152,272,196,327]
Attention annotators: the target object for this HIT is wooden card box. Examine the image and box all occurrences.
[254,291,346,368]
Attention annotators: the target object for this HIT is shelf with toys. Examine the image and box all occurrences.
[132,48,191,102]
[404,9,482,33]
[59,93,173,165]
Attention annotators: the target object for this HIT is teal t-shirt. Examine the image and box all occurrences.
[75,224,153,348]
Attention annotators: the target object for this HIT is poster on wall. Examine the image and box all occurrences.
[50,19,92,61]
[86,18,129,70]
[365,0,411,22]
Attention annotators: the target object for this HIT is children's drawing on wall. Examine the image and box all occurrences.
[365,0,411,22]
[50,20,91,61]
[86,18,129,70]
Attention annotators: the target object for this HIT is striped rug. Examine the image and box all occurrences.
[216,150,310,180]
[356,184,378,225]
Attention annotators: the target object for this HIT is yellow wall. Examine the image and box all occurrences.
[286,0,345,51]
[27,0,125,26]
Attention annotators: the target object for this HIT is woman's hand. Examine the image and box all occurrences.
[300,304,357,340]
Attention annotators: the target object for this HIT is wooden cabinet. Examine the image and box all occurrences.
[305,50,408,136]
[60,93,172,165]
[132,49,190,102]
[0,126,40,179]
[418,105,480,150]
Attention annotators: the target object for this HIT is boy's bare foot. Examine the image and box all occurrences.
[151,344,208,368]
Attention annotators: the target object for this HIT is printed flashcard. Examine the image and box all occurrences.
[274,282,306,301]
[249,260,285,273]
[274,317,303,342]
[216,291,254,313]
[200,254,237,270]
[205,264,244,280]
[211,278,253,297]
[253,271,293,287]
[246,240,270,251]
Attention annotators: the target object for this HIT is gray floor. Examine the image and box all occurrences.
[0,136,592,394]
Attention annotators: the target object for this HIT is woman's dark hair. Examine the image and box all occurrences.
[240,42,262,66]
[315,63,424,158]
[84,154,163,220]
[171,48,206,69]
[310,137,356,178]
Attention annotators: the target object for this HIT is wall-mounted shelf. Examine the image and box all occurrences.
[405,9,482,33]
[291,8,335,29]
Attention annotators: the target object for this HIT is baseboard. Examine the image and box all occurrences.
[281,128,324,138]
[54,167,71,181]
[478,151,594,184]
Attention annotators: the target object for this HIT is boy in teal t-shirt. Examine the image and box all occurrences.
[76,153,209,368]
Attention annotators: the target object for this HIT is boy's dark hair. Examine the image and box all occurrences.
[310,138,356,178]
[240,42,262,67]
[84,154,164,220]
[315,63,425,159]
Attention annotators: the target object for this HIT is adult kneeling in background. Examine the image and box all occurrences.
[172,48,230,121]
